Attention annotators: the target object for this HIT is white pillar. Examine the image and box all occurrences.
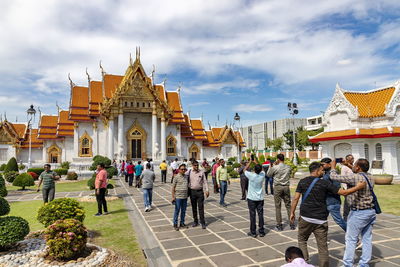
[93,123,98,156]
[42,143,47,163]
[117,113,124,159]
[177,125,182,157]
[161,117,166,160]
[285,149,289,158]
[382,140,398,175]
[305,148,310,159]
[152,115,157,160]
[318,145,324,159]
[73,124,78,158]
[108,119,114,160]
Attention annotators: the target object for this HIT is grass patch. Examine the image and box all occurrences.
[7,179,115,193]
[9,199,145,266]
[374,184,400,216]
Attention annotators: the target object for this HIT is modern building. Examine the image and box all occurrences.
[310,82,400,176]
[0,53,245,167]
[304,115,323,131]
[241,118,306,150]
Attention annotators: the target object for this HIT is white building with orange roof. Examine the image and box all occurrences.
[310,82,400,176]
[0,53,245,166]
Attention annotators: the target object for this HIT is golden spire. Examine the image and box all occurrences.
[99,60,106,77]
[129,53,133,66]
[135,46,141,60]
[68,73,75,88]
[86,67,91,83]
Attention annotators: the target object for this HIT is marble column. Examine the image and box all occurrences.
[305,148,310,159]
[318,145,324,159]
[151,103,157,160]
[161,117,166,160]
[108,118,114,160]
[177,125,182,157]
[42,143,47,163]
[117,113,124,159]
[73,123,79,158]
[93,122,98,156]
[382,141,398,175]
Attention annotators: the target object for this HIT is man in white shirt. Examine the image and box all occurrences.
[281,246,315,267]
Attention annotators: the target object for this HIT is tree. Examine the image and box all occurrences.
[12,173,35,190]
[265,138,274,150]
[283,127,324,151]
[5,157,18,172]
[271,137,284,151]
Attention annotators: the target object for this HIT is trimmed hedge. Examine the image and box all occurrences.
[60,161,70,169]
[0,175,7,197]
[5,157,18,172]
[12,173,35,190]
[0,216,30,249]
[89,155,111,171]
[0,164,6,171]
[106,166,117,178]
[0,197,10,216]
[27,168,45,176]
[66,171,78,180]
[37,198,85,227]
[4,171,18,183]
[53,168,68,176]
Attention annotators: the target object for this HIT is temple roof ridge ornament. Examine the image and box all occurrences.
[324,82,359,121]
[385,80,400,117]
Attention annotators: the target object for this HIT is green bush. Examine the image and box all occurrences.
[0,216,30,249]
[89,155,111,171]
[0,197,10,216]
[5,157,18,172]
[0,174,4,187]
[53,168,68,176]
[258,155,266,164]
[0,175,7,197]
[107,183,114,189]
[87,173,96,190]
[232,162,241,168]
[18,164,25,170]
[27,168,45,176]
[44,219,87,260]
[106,166,117,178]
[228,157,237,162]
[12,173,35,190]
[227,166,234,173]
[285,160,298,178]
[229,170,239,178]
[37,198,85,227]
[60,161,70,169]
[4,171,18,183]
[0,164,6,171]
[66,171,78,180]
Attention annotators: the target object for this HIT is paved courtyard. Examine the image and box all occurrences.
[118,176,400,267]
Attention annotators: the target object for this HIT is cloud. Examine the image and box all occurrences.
[234,104,273,113]
[187,102,210,107]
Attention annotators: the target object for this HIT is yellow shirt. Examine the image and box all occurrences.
[159,162,168,171]
[216,166,229,184]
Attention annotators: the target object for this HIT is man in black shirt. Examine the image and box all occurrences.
[290,162,366,267]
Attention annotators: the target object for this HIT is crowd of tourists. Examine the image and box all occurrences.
[35,152,378,267]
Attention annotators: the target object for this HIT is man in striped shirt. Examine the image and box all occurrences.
[330,158,375,267]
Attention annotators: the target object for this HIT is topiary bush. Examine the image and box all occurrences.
[53,168,68,176]
[0,216,30,250]
[12,173,35,190]
[258,155,266,164]
[27,168,45,176]
[60,161,70,170]
[44,218,87,260]
[228,157,237,162]
[5,157,18,172]
[0,175,7,197]
[0,164,6,171]
[4,171,18,183]
[232,162,241,169]
[229,170,239,178]
[89,155,111,171]
[18,164,25,171]
[106,166,117,178]
[227,166,234,173]
[27,171,39,180]
[0,197,10,216]
[66,171,78,180]
[37,198,85,227]
[87,174,96,190]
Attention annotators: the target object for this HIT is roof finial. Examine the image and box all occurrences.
[99,60,106,76]
[38,107,42,119]
[150,64,156,85]
[177,81,182,93]
[0,114,2,122]
[56,101,61,114]
[129,53,133,66]
[136,47,141,60]
[4,111,7,121]
[86,67,91,83]
[68,73,75,88]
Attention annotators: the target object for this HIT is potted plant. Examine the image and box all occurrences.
[372,174,393,185]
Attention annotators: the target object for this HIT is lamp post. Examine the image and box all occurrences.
[233,112,241,161]
[26,105,36,169]
[287,102,299,166]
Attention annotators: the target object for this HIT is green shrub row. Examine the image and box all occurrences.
[12,173,35,190]
[27,168,45,176]
[53,168,68,176]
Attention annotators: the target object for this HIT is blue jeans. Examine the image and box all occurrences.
[265,176,274,194]
[143,188,153,208]
[327,204,347,231]
[219,181,228,205]
[343,209,376,267]
[173,198,188,225]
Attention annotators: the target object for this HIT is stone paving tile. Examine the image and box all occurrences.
[229,237,265,250]
[161,238,193,250]
[243,246,284,262]
[210,252,254,267]
[188,233,222,245]
[215,230,247,240]
[166,247,203,261]
[183,227,211,237]
[155,230,185,241]
[198,242,235,256]
[177,259,214,267]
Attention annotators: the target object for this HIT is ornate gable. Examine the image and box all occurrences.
[220,127,239,145]
[324,83,358,121]
[0,121,22,145]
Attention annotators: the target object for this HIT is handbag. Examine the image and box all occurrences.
[360,173,382,214]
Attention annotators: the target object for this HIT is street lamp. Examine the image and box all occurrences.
[26,104,36,169]
[287,102,299,165]
[233,112,241,161]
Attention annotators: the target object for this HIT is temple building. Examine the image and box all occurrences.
[0,53,245,167]
[310,82,400,177]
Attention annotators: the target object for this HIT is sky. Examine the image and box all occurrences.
[1,0,400,127]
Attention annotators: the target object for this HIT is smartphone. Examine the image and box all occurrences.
[251,154,255,161]
[335,158,343,163]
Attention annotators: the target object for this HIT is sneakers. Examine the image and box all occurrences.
[144,207,150,212]
[259,232,266,237]
[103,212,109,215]
[247,232,257,238]
[192,222,199,227]
[173,224,179,231]
[290,224,296,230]
[179,223,188,229]
[201,224,207,229]
[94,213,102,216]
[275,224,283,231]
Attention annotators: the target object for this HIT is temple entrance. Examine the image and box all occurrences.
[189,144,200,160]
[127,120,147,160]
[47,145,61,163]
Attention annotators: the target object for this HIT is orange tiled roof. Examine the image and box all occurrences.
[155,85,166,103]
[10,123,26,139]
[203,130,219,147]
[181,114,194,138]
[343,87,395,118]
[211,128,223,140]
[190,119,207,140]
[104,74,123,99]
[166,92,185,124]
[21,128,43,148]
[235,130,246,147]
[309,127,400,142]
[38,115,59,139]
[89,81,103,116]
[57,110,74,137]
[70,86,91,121]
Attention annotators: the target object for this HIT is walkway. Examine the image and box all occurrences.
[118,176,400,267]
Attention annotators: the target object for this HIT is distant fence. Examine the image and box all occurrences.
[242,149,321,161]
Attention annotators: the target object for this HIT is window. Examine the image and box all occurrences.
[142,102,145,107]
[131,102,133,107]
[364,144,369,161]
[375,143,382,160]
[148,102,151,108]
[125,102,128,107]
[137,102,140,107]
[81,138,90,155]
[132,130,141,136]
[167,135,177,156]
[79,132,92,157]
